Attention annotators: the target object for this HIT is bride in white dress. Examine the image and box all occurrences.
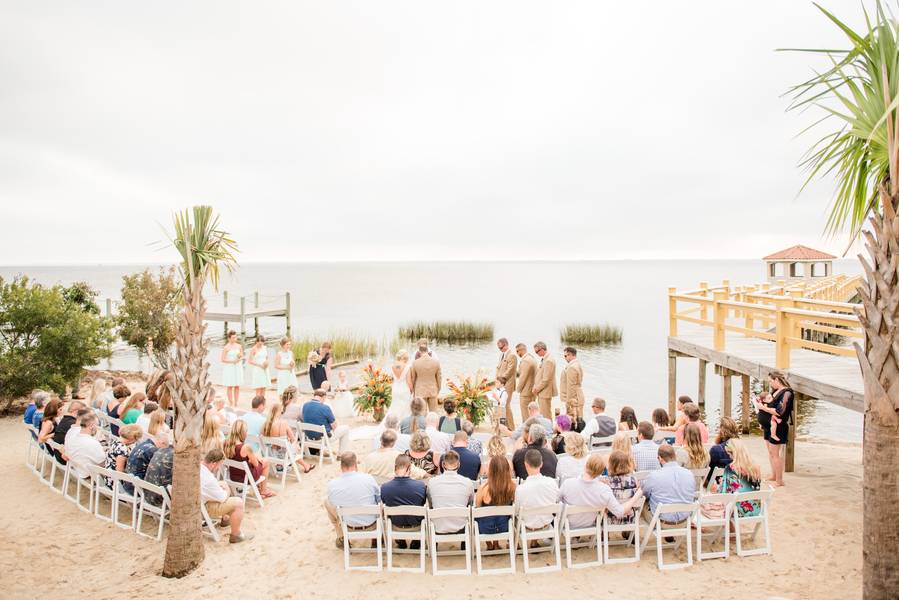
[386,349,413,421]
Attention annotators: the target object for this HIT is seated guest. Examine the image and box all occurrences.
[475,455,517,550]
[618,406,639,431]
[405,431,440,476]
[201,449,252,543]
[206,392,228,427]
[460,420,482,455]
[53,401,85,463]
[38,399,62,445]
[99,377,124,413]
[580,397,617,445]
[633,421,661,472]
[29,392,49,439]
[399,398,428,434]
[302,389,350,452]
[556,432,589,484]
[325,452,380,547]
[200,411,225,457]
[500,402,552,440]
[23,389,43,428]
[117,391,145,425]
[280,385,301,422]
[425,412,452,455]
[240,395,267,452]
[440,430,481,481]
[674,403,709,445]
[135,401,159,434]
[144,437,175,506]
[124,430,170,493]
[661,395,694,432]
[104,424,143,487]
[641,444,696,523]
[514,450,560,536]
[439,400,462,434]
[560,454,643,529]
[372,414,411,453]
[512,424,558,480]
[604,450,640,524]
[380,455,428,549]
[479,435,512,477]
[261,402,315,473]
[610,431,636,473]
[147,409,169,438]
[224,420,275,499]
[651,408,671,430]
[709,439,762,517]
[106,384,130,434]
[64,408,92,447]
[708,416,739,480]
[363,430,428,482]
[551,414,572,454]
[63,412,105,478]
[427,450,473,534]
[676,422,710,469]
[87,378,106,409]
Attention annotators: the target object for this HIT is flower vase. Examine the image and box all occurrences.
[373,407,385,423]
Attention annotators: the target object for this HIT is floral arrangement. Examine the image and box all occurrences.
[446,372,493,426]
[354,363,392,422]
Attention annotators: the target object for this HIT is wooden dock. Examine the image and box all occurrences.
[204,291,292,337]
[667,274,863,470]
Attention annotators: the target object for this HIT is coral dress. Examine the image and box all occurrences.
[221,346,243,387]
[249,346,270,389]
[276,350,298,395]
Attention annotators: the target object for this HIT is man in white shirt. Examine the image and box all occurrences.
[200,448,251,543]
[239,395,267,452]
[514,449,560,532]
[361,430,428,483]
[579,397,618,444]
[633,421,661,472]
[371,414,411,453]
[425,412,452,455]
[64,408,92,447]
[426,450,473,533]
[64,412,106,479]
[325,452,381,547]
[560,454,643,529]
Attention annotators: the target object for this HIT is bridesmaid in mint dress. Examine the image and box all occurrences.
[275,337,298,395]
[219,330,244,407]
[248,335,270,397]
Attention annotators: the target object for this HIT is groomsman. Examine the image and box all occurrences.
[411,340,442,411]
[531,341,557,419]
[515,343,537,423]
[560,346,584,421]
[495,338,518,428]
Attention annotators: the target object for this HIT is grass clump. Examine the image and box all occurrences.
[560,323,622,344]
[398,321,494,343]
[292,333,396,364]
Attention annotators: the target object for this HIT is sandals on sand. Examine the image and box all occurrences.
[303,464,317,474]
[229,533,254,544]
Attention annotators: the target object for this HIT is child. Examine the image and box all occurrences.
[332,371,355,419]
[489,376,509,427]
[756,391,781,441]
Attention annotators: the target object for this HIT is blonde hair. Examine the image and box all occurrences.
[726,439,761,481]
[396,349,409,362]
[562,431,587,459]
[118,424,143,443]
[585,454,606,478]
[88,379,107,408]
[683,423,709,468]
[409,431,431,453]
[611,431,635,472]
[223,420,247,459]
[486,435,507,458]
[263,402,283,437]
[200,412,222,455]
[147,410,167,436]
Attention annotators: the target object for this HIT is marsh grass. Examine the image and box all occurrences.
[560,323,623,344]
[292,333,399,363]
[398,321,494,343]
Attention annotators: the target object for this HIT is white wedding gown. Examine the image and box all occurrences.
[386,362,412,421]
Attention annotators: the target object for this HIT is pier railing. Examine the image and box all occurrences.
[668,275,863,369]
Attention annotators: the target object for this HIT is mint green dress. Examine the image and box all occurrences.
[221,346,244,387]
[249,346,270,389]
[275,350,298,395]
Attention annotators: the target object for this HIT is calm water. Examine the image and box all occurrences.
[0,260,864,442]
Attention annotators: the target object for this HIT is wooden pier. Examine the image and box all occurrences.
[204,291,292,337]
[667,274,863,471]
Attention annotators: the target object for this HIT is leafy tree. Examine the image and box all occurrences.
[0,276,113,409]
[62,281,101,315]
[116,267,179,368]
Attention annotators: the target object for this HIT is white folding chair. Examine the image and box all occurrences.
[560,505,604,569]
[634,470,651,483]
[589,434,615,451]
[603,496,644,564]
[87,465,116,524]
[733,489,774,557]
[471,505,516,575]
[261,436,302,488]
[25,425,42,473]
[383,505,428,573]
[298,423,336,466]
[108,416,126,435]
[653,430,675,443]
[199,497,222,543]
[64,461,95,513]
[43,441,67,493]
[222,459,266,507]
[625,429,639,443]
[427,506,472,576]
[690,468,710,497]
[640,502,699,570]
[694,493,734,560]
[517,503,563,574]
[338,506,383,572]
[110,472,140,530]
[133,478,171,541]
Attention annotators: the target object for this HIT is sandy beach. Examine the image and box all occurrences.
[0,379,863,600]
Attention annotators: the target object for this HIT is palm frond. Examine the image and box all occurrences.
[169,206,239,293]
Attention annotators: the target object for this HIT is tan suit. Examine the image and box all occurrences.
[496,349,518,428]
[560,359,585,420]
[533,353,558,419]
[516,353,538,422]
[411,354,442,411]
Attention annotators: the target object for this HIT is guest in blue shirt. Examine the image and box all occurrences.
[641,444,696,523]
[23,390,41,427]
[123,431,169,493]
[239,395,267,452]
[324,451,380,547]
[302,389,350,453]
[440,431,481,481]
[381,454,427,548]
[27,392,49,439]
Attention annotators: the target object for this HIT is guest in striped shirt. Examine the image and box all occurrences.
[633,421,661,472]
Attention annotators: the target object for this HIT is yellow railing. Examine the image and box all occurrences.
[668,276,863,369]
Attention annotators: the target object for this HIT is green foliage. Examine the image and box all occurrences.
[62,281,101,315]
[560,323,623,344]
[116,268,179,367]
[446,373,493,426]
[169,205,238,292]
[0,276,113,404]
[353,363,392,421]
[292,334,396,364]
[398,321,494,342]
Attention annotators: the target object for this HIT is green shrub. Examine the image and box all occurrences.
[398,321,494,342]
[292,333,396,364]
[560,323,623,344]
[116,268,179,367]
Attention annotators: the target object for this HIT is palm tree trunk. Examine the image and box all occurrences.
[856,186,899,599]
[162,280,210,578]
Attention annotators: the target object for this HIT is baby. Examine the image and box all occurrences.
[757,391,781,441]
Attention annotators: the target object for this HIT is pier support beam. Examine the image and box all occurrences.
[668,350,678,421]
[716,366,733,419]
[697,359,707,406]
[240,296,246,337]
[285,292,292,335]
[741,373,751,433]
[223,291,229,336]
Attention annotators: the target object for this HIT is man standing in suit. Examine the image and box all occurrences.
[560,346,584,421]
[515,343,537,423]
[495,338,518,428]
[411,340,442,411]
[531,341,557,419]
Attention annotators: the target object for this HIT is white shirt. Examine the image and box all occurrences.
[490,387,508,409]
[427,471,473,533]
[560,476,628,528]
[514,474,560,529]
[556,455,588,484]
[136,414,151,434]
[65,432,106,479]
[64,424,82,447]
[426,426,452,455]
[580,413,617,442]
[371,430,411,453]
[200,463,227,502]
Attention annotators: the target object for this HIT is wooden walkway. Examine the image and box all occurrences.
[204,291,291,337]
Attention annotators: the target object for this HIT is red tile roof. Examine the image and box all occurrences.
[763,245,836,261]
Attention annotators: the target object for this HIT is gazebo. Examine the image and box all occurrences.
[763,245,836,282]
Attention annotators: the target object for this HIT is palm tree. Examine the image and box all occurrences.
[162,206,237,578]
[785,3,899,597]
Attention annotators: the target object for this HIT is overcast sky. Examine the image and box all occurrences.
[0,1,870,264]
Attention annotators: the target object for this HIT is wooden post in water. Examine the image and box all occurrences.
[668,350,678,420]
[253,291,260,336]
[105,298,112,317]
[697,359,707,406]
[240,296,246,337]
[223,291,229,336]
[740,373,751,432]
[285,292,292,335]
[720,367,732,420]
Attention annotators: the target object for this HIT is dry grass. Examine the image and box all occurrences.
[560,323,623,344]
[398,321,494,343]
[291,333,398,363]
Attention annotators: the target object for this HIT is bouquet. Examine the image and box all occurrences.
[446,372,493,426]
[354,363,392,422]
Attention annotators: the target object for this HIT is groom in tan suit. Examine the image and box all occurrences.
[515,342,537,423]
[410,340,442,411]
[560,346,584,420]
[495,338,517,428]
[531,341,557,419]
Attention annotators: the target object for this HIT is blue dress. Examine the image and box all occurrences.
[221,345,244,387]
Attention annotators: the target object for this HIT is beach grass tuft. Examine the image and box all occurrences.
[398,321,494,343]
[560,323,623,344]
[291,333,398,363]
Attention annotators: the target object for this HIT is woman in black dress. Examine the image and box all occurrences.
[308,342,332,391]
[753,370,793,488]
